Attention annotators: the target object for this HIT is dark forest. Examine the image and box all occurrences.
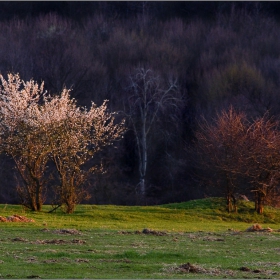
[1,1,280,209]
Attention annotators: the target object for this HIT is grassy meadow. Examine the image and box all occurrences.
[0,198,280,279]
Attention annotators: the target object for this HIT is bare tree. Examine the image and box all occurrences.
[244,116,280,214]
[124,68,179,196]
[194,107,248,212]
[195,107,280,214]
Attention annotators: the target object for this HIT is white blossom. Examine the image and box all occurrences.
[0,73,125,212]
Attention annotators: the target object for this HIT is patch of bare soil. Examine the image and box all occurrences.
[52,229,82,235]
[26,257,38,263]
[75,258,89,263]
[32,239,67,245]
[118,230,134,235]
[240,266,251,271]
[240,267,262,273]
[12,237,28,242]
[71,239,86,244]
[100,258,132,263]
[59,257,72,263]
[171,263,279,278]
[0,215,34,222]
[32,239,86,245]
[12,237,86,245]
[42,259,58,264]
[177,262,203,273]
[140,228,167,236]
[239,266,279,277]
[202,237,225,242]
[119,229,167,236]
[245,224,273,232]
[171,262,235,277]
[227,228,241,235]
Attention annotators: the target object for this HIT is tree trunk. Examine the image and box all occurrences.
[231,194,237,213]
[63,185,76,214]
[254,192,258,212]
[226,194,237,213]
[140,177,145,196]
[21,184,42,211]
[139,118,147,196]
[35,183,43,211]
[30,196,38,211]
[257,191,264,214]
[65,203,75,214]
[226,194,232,213]
[254,191,265,214]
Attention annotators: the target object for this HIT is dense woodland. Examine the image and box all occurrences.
[1,2,280,210]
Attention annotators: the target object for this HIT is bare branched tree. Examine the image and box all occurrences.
[195,107,280,214]
[194,107,248,212]
[244,115,280,214]
[124,68,180,196]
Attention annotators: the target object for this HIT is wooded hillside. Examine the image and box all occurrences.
[0,2,280,207]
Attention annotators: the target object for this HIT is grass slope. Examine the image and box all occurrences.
[1,197,279,231]
[0,198,279,279]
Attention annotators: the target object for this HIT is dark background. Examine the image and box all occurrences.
[1,2,280,22]
[0,1,280,206]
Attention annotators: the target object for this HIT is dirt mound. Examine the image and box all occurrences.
[0,214,34,222]
[33,239,67,245]
[178,262,203,273]
[239,267,262,273]
[203,237,225,242]
[32,239,86,245]
[53,229,82,235]
[119,229,167,236]
[141,228,167,236]
[245,224,273,232]
[118,230,134,235]
[173,263,240,277]
[12,237,86,245]
[12,237,28,242]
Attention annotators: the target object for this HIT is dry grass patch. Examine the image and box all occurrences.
[0,215,34,222]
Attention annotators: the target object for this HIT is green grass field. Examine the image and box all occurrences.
[0,197,280,279]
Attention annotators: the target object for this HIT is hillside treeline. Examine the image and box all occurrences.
[1,3,280,207]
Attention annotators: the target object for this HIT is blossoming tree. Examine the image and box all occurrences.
[0,73,48,211]
[42,90,125,213]
[0,73,125,212]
